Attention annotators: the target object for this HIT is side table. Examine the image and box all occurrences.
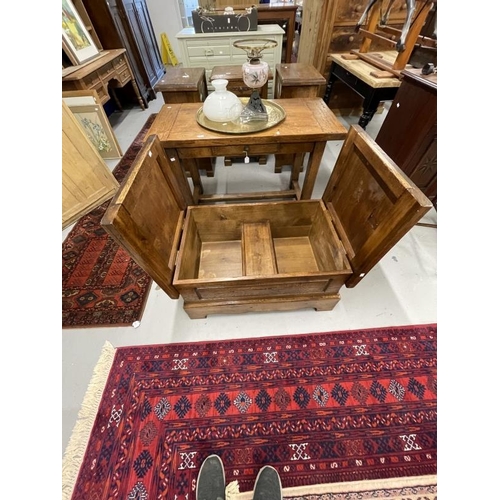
[323,52,401,129]
[154,67,208,103]
[275,63,327,173]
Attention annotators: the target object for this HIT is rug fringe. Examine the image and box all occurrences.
[228,474,437,499]
[62,341,116,500]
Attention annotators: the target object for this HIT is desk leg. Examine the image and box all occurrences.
[295,142,326,200]
[359,90,381,129]
[130,77,146,111]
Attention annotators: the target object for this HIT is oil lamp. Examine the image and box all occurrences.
[233,38,278,121]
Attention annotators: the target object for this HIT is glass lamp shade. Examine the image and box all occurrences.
[242,59,269,89]
[202,79,243,123]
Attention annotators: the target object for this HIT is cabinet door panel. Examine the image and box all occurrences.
[122,0,164,88]
[62,101,119,229]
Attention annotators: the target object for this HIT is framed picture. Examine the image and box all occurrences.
[62,0,100,65]
[62,90,123,160]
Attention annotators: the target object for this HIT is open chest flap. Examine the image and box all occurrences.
[101,125,432,319]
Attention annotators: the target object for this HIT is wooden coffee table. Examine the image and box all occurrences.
[148,97,347,204]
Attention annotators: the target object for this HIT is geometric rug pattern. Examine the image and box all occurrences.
[63,324,437,499]
[62,115,156,328]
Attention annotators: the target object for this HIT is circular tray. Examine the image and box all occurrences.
[196,98,286,134]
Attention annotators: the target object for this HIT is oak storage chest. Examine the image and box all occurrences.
[101,125,432,319]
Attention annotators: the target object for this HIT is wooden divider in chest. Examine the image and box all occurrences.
[101,125,432,319]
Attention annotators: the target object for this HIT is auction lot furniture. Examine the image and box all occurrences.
[276,63,326,98]
[323,52,400,129]
[176,25,284,97]
[102,125,432,319]
[62,100,119,229]
[376,68,437,207]
[147,97,347,204]
[275,63,327,173]
[62,49,145,111]
[154,67,208,103]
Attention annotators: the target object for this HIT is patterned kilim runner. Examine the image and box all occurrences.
[62,324,437,499]
[62,115,157,328]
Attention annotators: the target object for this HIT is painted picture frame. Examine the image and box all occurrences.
[62,0,100,65]
[62,91,123,160]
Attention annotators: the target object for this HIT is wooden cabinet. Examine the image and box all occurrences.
[176,25,284,98]
[375,68,437,206]
[62,101,119,229]
[81,0,165,106]
[101,126,431,319]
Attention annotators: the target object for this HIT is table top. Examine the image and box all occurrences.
[148,98,347,148]
[330,52,401,88]
[276,63,326,85]
[154,67,205,91]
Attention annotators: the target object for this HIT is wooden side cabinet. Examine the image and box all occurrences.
[375,68,437,207]
[62,100,119,229]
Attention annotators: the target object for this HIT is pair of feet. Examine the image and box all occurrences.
[196,455,282,500]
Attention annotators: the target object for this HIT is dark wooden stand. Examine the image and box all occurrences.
[375,68,437,207]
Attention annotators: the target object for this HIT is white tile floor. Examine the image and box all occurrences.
[62,95,437,456]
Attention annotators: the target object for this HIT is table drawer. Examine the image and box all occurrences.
[188,45,231,58]
[116,67,131,85]
[334,64,359,88]
[82,72,100,87]
[98,61,115,81]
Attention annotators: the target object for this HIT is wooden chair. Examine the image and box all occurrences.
[353,0,436,77]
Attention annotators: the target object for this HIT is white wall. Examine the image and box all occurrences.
[145,0,185,65]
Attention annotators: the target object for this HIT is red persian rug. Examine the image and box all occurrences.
[62,324,437,499]
[62,115,156,328]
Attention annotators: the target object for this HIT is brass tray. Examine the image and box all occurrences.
[196,98,286,134]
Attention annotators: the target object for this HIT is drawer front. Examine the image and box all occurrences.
[189,56,232,70]
[112,54,127,69]
[117,67,131,85]
[188,45,231,58]
[98,61,115,82]
[189,278,345,301]
[82,72,100,87]
[334,64,360,88]
[90,82,110,104]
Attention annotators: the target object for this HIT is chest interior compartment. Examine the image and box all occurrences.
[101,125,432,319]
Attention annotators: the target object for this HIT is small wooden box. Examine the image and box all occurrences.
[275,63,326,98]
[154,67,208,104]
[102,126,431,319]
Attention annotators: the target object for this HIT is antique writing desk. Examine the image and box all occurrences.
[323,52,401,129]
[147,97,347,204]
[62,49,145,111]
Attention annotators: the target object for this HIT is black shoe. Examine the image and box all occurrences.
[252,465,282,500]
[196,454,225,500]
